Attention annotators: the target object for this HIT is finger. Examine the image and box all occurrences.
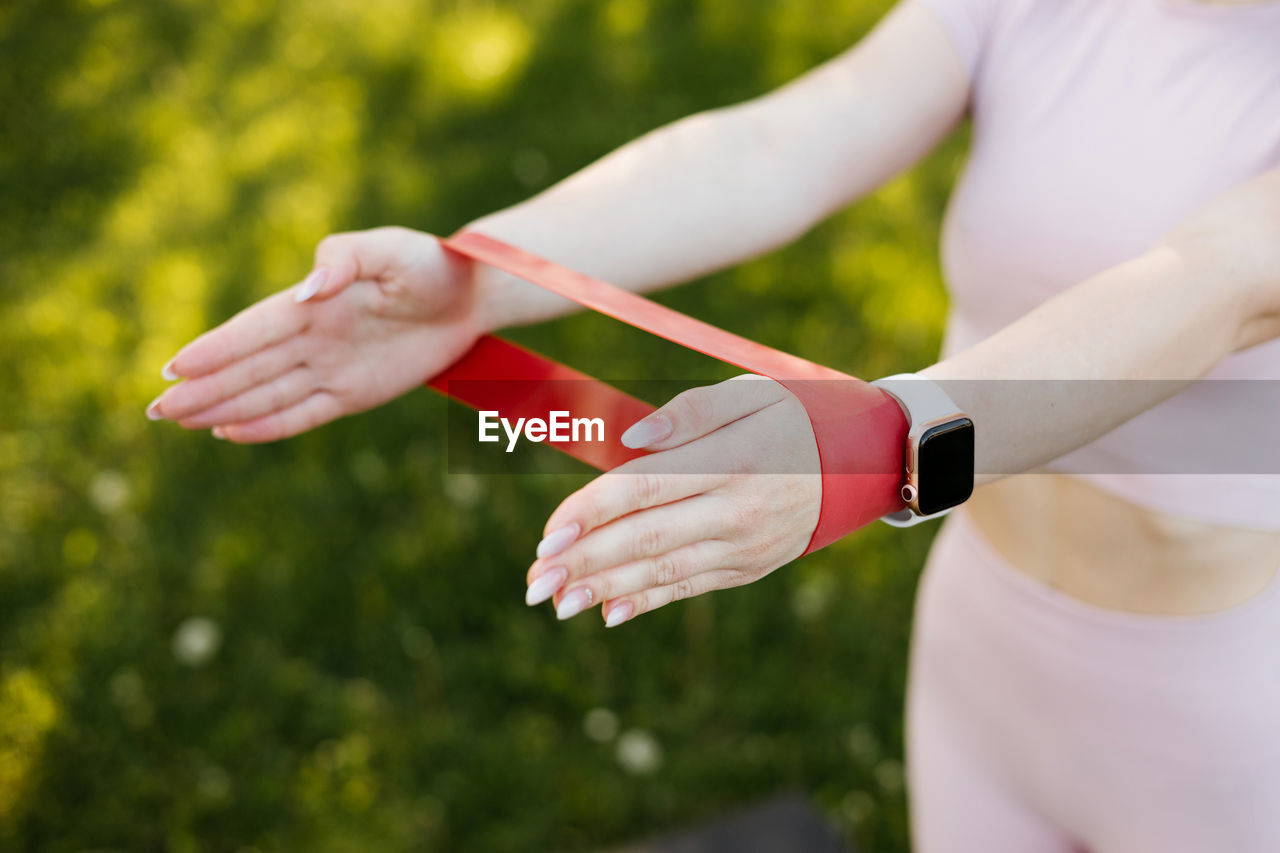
[552,538,736,618]
[303,226,435,303]
[538,457,725,553]
[214,390,343,443]
[601,567,744,627]
[177,365,315,430]
[529,494,724,587]
[619,375,788,451]
[166,289,308,380]
[151,337,303,421]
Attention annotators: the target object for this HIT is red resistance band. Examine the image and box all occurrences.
[428,231,909,555]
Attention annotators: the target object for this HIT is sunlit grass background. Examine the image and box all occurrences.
[1,0,965,849]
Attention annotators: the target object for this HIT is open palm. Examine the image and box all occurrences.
[148,227,484,442]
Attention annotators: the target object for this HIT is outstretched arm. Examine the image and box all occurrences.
[467,0,969,330]
[527,167,1280,625]
[148,2,968,441]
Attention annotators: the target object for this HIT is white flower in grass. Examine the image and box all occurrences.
[583,707,619,743]
[875,759,905,793]
[90,470,130,514]
[846,724,880,765]
[443,473,482,508]
[197,764,232,804]
[172,617,221,667]
[615,729,662,775]
[109,667,154,728]
[841,790,876,826]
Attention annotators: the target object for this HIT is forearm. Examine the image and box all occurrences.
[465,105,819,329]
[465,1,967,331]
[923,244,1277,484]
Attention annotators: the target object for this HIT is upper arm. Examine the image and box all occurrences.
[735,0,980,224]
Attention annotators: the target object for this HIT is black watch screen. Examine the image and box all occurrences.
[916,418,975,516]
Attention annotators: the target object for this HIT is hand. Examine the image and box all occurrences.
[523,375,822,627]
[147,227,486,442]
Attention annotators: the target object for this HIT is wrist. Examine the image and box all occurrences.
[457,214,564,334]
[466,258,514,335]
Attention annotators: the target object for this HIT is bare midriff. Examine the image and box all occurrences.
[965,475,1280,615]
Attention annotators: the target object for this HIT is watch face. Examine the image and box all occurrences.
[916,418,975,516]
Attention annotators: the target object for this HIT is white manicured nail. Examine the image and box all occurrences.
[161,360,180,381]
[556,587,593,620]
[145,396,165,421]
[604,601,633,628]
[294,268,328,302]
[526,567,567,606]
[620,414,672,449]
[536,523,579,559]
[211,426,228,440]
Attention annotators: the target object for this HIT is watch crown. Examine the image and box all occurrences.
[901,483,917,504]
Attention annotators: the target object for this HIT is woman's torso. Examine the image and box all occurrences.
[967,477,1280,613]
[925,0,1280,610]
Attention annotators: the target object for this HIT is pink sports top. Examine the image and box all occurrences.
[914,0,1280,530]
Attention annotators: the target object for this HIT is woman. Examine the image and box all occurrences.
[147,0,1280,848]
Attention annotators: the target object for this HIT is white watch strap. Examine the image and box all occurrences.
[879,505,956,528]
[870,373,963,426]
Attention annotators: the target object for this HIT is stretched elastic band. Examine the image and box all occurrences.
[428,231,908,554]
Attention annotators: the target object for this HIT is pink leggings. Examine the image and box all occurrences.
[907,509,1280,852]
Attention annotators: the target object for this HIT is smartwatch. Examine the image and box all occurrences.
[870,373,975,527]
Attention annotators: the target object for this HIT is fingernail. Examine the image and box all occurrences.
[211,426,228,440]
[294,268,328,303]
[556,587,593,620]
[161,360,180,382]
[620,413,672,449]
[604,601,634,628]
[536,523,580,559]
[525,567,567,606]
[146,396,165,421]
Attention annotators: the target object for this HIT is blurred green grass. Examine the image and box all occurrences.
[0,0,965,849]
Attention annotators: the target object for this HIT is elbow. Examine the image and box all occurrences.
[1157,229,1280,356]
[1234,304,1280,353]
